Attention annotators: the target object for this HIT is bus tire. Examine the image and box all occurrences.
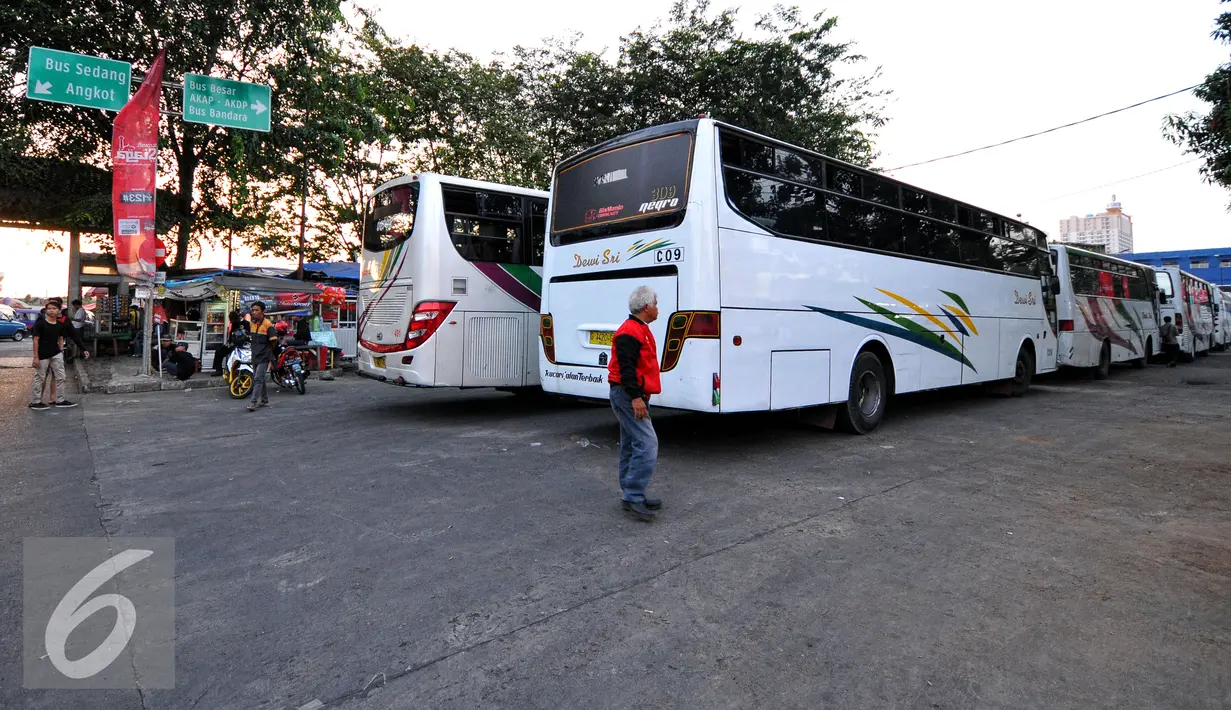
[1131,338,1148,369]
[1010,346,1034,397]
[1093,340,1111,379]
[837,351,887,435]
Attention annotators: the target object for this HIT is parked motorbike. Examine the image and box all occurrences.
[222,331,255,399]
[271,343,308,395]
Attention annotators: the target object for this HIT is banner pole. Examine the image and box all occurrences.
[143,287,154,376]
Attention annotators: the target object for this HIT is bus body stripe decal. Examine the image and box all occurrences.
[941,304,978,335]
[941,309,970,337]
[473,263,541,311]
[805,304,976,372]
[939,290,970,314]
[877,288,959,342]
[500,264,543,296]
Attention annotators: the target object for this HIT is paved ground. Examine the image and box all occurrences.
[1,338,1228,709]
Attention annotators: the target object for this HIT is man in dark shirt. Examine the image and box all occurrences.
[29,300,89,410]
[246,301,279,411]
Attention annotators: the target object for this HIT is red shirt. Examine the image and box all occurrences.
[607,315,661,398]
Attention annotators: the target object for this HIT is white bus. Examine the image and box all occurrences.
[1154,266,1214,360]
[357,173,549,390]
[1211,285,1228,351]
[1217,288,1231,350]
[1049,245,1157,376]
[538,119,1058,434]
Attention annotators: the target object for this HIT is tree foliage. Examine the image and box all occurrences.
[1,0,352,270]
[1165,1,1231,204]
[3,0,888,265]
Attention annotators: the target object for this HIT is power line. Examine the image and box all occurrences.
[886,84,1202,172]
[1042,157,1202,202]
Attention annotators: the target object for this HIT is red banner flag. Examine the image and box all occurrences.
[112,50,165,281]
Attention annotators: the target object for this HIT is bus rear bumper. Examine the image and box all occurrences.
[357,349,437,387]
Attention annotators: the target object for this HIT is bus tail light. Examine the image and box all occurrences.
[661,311,721,372]
[540,314,556,364]
[1175,313,1183,334]
[1059,319,1074,332]
[405,301,455,350]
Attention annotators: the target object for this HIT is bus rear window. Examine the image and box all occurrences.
[551,132,693,244]
[364,182,420,252]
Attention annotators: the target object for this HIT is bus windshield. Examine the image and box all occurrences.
[364,182,420,252]
[551,131,694,245]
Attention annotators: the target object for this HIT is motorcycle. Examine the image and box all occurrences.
[222,331,255,400]
[271,342,308,395]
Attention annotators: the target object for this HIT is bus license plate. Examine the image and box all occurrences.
[373,356,385,368]
[589,331,614,346]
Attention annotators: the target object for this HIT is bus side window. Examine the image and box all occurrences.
[529,198,547,266]
[444,187,524,263]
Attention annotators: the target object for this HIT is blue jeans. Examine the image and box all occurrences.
[610,385,658,502]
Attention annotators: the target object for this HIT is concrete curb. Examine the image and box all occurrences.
[72,357,91,394]
[88,368,345,395]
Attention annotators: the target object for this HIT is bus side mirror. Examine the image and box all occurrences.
[1159,294,1168,304]
[1049,276,1060,295]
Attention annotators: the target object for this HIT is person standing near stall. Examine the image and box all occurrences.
[29,300,89,410]
[245,301,278,412]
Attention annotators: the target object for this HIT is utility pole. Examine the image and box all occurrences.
[296,62,313,281]
[297,156,307,280]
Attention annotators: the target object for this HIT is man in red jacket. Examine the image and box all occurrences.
[607,285,662,521]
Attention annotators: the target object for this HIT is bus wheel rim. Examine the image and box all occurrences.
[858,372,881,417]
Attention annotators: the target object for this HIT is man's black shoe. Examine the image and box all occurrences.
[28,402,50,411]
[622,500,656,521]
[54,400,79,408]
[623,498,662,511]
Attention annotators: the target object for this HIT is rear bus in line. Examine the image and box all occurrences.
[1211,286,1228,351]
[538,118,1059,434]
[1218,289,1231,350]
[1154,266,1214,361]
[357,173,549,390]
[1048,245,1158,376]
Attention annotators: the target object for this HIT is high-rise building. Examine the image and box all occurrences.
[1057,196,1134,254]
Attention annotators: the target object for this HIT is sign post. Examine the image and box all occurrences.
[26,47,131,112]
[182,74,271,132]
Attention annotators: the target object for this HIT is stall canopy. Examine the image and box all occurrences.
[161,273,323,301]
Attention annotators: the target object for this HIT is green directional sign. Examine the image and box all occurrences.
[26,47,131,112]
[182,73,271,132]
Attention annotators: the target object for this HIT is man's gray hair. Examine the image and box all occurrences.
[629,285,657,314]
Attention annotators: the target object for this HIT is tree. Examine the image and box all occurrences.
[1165,1,1231,203]
[510,0,888,185]
[245,16,397,263]
[0,0,352,271]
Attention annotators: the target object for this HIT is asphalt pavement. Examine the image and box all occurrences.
[1,339,1228,709]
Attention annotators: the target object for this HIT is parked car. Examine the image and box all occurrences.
[0,315,28,341]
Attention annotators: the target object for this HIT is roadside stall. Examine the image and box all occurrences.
[161,273,328,366]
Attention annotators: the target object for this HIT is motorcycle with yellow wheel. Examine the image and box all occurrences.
[222,332,255,399]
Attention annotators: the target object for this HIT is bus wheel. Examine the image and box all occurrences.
[1094,341,1111,379]
[838,351,887,435]
[1132,338,1149,369]
[1011,346,1034,397]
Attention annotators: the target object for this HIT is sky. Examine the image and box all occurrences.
[4,0,1230,298]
